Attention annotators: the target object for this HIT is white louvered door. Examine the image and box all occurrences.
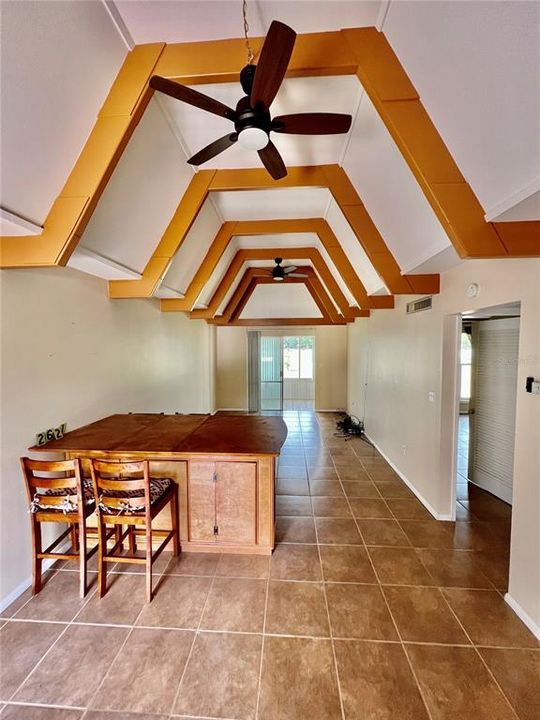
[469,317,520,504]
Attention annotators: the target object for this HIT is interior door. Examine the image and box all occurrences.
[215,462,257,544]
[188,461,216,542]
[260,336,283,411]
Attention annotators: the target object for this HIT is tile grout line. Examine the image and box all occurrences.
[331,442,437,720]
[167,557,220,717]
[435,586,523,720]
[308,419,347,720]
[5,566,100,705]
[79,546,175,719]
[253,549,271,719]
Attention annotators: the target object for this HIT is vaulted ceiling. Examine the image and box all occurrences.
[1,1,539,326]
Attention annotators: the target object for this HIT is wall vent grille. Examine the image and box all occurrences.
[406,296,433,314]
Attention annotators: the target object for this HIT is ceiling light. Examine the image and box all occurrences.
[237,127,269,151]
[273,276,284,282]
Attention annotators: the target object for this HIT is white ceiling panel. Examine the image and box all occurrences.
[1,1,126,225]
[383,1,540,218]
[239,283,323,319]
[343,94,451,273]
[326,199,386,295]
[211,187,330,220]
[114,0,382,45]
[80,99,192,273]
[161,202,222,293]
[159,76,360,169]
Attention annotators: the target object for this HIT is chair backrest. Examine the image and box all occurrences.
[21,457,85,514]
[90,459,151,516]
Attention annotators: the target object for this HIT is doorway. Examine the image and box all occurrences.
[248,332,315,413]
[457,304,521,507]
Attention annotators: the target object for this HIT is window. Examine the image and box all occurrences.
[460,331,472,400]
[283,336,314,379]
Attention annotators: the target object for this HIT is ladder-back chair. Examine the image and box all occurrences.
[21,457,97,597]
[90,458,180,602]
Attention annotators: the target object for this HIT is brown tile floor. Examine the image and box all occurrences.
[1,411,538,720]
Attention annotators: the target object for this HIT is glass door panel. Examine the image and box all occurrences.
[260,336,283,411]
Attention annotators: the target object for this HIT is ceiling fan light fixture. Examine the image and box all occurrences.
[238,126,269,151]
[273,275,284,282]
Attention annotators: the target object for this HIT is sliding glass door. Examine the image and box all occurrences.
[260,336,283,411]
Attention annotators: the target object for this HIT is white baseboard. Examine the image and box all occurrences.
[0,539,71,613]
[215,407,248,412]
[504,593,540,640]
[365,434,452,521]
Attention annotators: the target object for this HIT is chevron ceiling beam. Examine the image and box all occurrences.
[178,246,366,320]
[209,266,360,327]
[161,218,395,314]
[2,28,536,270]
[108,166,440,300]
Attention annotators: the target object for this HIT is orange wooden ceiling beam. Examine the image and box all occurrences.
[183,247,362,321]
[160,219,383,315]
[111,166,439,300]
[2,28,536,271]
[210,266,355,327]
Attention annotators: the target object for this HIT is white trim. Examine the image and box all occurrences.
[67,247,141,280]
[0,540,71,613]
[101,0,135,50]
[376,0,392,31]
[215,407,248,412]
[504,593,540,640]
[365,433,453,521]
[0,207,42,235]
[484,175,540,221]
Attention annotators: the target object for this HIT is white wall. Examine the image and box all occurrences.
[0,0,126,226]
[347,258,540,630]
[0,266,213,606]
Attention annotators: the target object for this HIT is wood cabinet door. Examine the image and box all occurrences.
[188,461,216,543]
[215,462,257,545]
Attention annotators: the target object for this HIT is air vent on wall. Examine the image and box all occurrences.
[406,296,433,314]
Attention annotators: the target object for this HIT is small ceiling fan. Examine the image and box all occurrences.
[149,16,352,180]
[267,258,308,282]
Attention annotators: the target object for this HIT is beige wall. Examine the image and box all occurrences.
[215,326,348,411]
[0,266,213,607]
[347,258,540,631]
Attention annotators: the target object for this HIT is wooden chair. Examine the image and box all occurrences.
[21,457,97,598]
[90,458,180,602]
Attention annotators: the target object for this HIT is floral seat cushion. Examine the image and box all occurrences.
[29,478,94,514]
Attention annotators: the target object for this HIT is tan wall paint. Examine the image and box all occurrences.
[215,325,347,411]
[0,266,213,606]
[215,327,248,410]
[347,258,540,630]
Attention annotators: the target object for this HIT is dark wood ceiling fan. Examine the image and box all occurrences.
[149,20,352,180]
[267,257,308,281]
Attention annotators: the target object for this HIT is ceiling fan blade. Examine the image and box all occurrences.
[258,141,287,180]
[150,76,236,121]
[250,21,296,112]
[283,265,298,274]
[286,272,309,278]
[187,133,238,166]
[273,113,352,135]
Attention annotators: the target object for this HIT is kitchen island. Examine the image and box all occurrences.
[29,413,288,555]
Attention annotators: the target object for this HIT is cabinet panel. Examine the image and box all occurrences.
[216,462,257,544]
[188,461,216,543]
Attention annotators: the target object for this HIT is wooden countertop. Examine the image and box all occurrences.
[28,413,288,456]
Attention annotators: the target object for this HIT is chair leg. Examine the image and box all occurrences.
[78,521,88,599]
[115,524,123,552]
[97,519,108,598]
[31,517,43,595]
[171,487,181,557]
[128,525,137,554]
[145,524,153,603]
[71,524,79,553]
